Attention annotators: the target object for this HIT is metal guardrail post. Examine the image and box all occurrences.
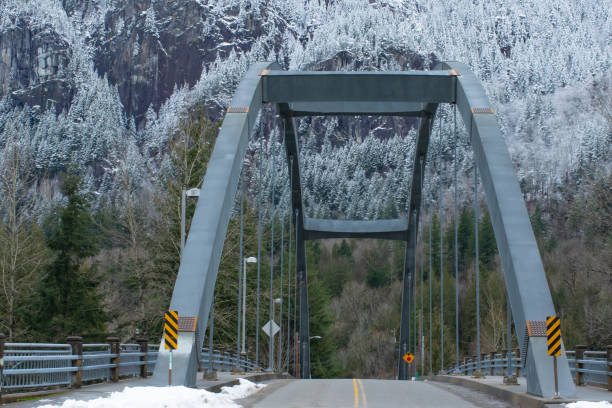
[231,351,240,372]
[575,345,586,386]
[502,349,508,373]
[480,353,486,374]
[607,346,611,391]
[489,351,495,375]
[107,337,120,382]
[514,348,520,378]
[137,338,148,378]
[0,333,5,404]
[241,352,248,372]
[218,347,225,371]
[67,336,83,388]
[463,357,468,375]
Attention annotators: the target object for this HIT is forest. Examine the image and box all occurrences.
[0,108,609,377]
[0,0,610,378]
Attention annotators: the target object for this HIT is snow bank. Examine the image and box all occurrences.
[36,379,265,408]
[566,402,611,408]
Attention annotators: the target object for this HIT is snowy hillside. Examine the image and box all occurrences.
[0,0,610,218]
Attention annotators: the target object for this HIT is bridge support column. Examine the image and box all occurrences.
[526,337,573,396]
[398,255,412,380]
[297,230,310,379]
[278,105,310,380]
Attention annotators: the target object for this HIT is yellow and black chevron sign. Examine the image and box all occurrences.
[546,315,562,357]
[164,311,178,350]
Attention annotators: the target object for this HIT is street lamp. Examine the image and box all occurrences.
[274,298,282,372]
[310,336,322,340]
[242,257,257,352]
[181,188,201,253]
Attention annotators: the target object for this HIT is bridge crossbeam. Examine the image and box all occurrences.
[303,217,408,241]
[262,70,456,103]
[287,101,426,117]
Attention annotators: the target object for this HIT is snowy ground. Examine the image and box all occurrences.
[35,379,265,408]
[566,402,611,408]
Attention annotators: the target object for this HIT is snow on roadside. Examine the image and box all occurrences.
[36,379,266,408]
[219,378,266,400]
[566,402,611,408]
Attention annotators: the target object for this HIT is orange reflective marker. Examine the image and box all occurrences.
[403,352,415,365]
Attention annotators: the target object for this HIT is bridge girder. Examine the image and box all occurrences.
[151,62,575,398]
[303,218,409,241]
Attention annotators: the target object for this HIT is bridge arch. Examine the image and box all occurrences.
[151,62,575,398]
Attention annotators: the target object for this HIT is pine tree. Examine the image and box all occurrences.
[479,208,497,266]
[308,278,340,378]
[32,168,106,341]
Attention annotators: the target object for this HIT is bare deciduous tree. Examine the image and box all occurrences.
[0,121,47,340]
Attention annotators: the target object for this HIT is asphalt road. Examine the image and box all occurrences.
[244,378,497,408]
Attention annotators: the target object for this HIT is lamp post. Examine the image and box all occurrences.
[272,297,281,372]
[181,188,201,253]
[242,257,257,353]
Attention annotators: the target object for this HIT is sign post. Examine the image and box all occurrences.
[546,315,562,398]
[165,311,179,386]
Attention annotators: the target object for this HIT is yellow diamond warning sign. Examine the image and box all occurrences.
[402,352,415,365]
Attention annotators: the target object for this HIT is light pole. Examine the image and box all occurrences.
[181,187,201,253]
[272,297,281,372]
[242,257,257,353]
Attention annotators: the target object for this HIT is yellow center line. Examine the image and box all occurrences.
[353,378,359,407]
[357,379,368,407]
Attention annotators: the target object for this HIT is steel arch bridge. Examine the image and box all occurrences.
[151,61,575,398]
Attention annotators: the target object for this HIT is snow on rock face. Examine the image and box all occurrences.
[0,0,610,216]
[35,379,266,408]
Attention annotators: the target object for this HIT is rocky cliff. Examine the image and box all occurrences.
[1,0,288,123]
[0,0,608,216]
[0,17,73,114]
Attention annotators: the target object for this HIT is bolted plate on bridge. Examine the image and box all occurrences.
[178,316,198,332]
[262,320,280,337]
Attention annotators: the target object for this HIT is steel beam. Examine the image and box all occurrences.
[278,103,311,379]
[288,101,425,117]
[436,62,575,398]
[303,218,408,240]
[398,103,438,380]
[155,62,570,396]
[263,71,456,103]
[150,62,280,386]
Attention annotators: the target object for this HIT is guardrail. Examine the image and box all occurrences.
[450,346,612,391]
[0,335,260,395]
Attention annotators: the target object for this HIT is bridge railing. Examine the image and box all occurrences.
[0,339,260,394]
[199,347,260,373]
[450,347,612,391]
